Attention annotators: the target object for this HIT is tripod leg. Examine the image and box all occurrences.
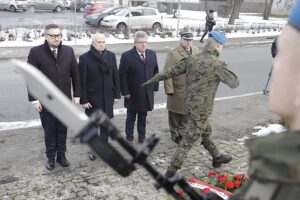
[263,66,273,95]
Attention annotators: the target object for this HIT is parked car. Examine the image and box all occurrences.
[63,0,71,9]
[83,2,119,17]
[27,0,65,12]
[69,0,90,12]
[0,0,28,12]
[141,1,167,13]
[85,6,124,26]
[101,7,163,31]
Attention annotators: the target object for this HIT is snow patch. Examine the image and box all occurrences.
[251,124,286,137]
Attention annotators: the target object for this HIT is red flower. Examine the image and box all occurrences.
[234,174,243,181]
[208,171,216,176]
[233,181,241,187]
[188,177,196,182]
[201,188,211,194]
[225,181,234,189]
[217,174,228,182]
[178,189,184,197]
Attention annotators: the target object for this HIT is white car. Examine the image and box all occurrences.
[0,0,28,11]
[101,7,163,31]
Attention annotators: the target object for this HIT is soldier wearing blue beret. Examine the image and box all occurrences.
[142,31,239,178]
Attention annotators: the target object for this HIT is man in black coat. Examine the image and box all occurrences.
[27,24,81,171]
[119,31,159,143]
[79,33,121,142]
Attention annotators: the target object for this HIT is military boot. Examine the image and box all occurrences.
[212,154,232,168]
[171,135,182,144]
[165,170,177,179]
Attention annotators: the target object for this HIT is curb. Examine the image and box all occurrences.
[0,36,276,60]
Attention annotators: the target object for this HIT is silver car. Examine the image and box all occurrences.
[27,0,65,12]
[0,0,28,12]
[101,7,163,31]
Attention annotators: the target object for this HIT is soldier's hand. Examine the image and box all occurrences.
[125,94,131,100]
[141,80,152,87]
[33,101,42,112]
[83,102,92,109]
[73,97,80,105]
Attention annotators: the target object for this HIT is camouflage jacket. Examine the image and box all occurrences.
[247,131,300,183]
[143,45,239,119]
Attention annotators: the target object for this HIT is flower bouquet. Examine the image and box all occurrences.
[177,171,249,199]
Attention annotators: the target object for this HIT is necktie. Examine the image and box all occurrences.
[52,49,57,59]
[141,53,146,64]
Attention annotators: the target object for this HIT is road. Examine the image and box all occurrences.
[0,44,272,123]
[0,9,87,27]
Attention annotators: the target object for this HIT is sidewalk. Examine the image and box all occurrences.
[0,36,277,60]
[0,94,279,199]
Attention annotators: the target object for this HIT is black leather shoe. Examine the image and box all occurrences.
[46,158,55,171]
[171,135,182,144]
[89,153,96,161]
[212,154,232,168]
[56,156,70,167]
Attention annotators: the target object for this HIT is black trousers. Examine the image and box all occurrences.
[200,25,214,41]
[39,109,67,159]
[85,108,109,142]
[125,109,147,141]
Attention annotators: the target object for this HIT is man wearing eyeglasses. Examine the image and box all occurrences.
[163,32,199,144]
[119,31,159,144]
[27,24,81,171]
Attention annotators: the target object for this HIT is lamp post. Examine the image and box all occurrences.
[74,0,77,45]
[176,0,181,37]
[128,0,131,38]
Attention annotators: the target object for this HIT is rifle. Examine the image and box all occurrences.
[11,59,223,200]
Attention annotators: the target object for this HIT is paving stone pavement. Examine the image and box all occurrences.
[0,94,279,199]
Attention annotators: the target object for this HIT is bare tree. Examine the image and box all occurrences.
[263,0,274,20]
[228,0,242,24]
[119,0,123,6]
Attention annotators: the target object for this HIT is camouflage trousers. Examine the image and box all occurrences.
[168,111,189,139]
[167,114,220,172]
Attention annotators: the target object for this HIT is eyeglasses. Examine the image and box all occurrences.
[46,33,62,39]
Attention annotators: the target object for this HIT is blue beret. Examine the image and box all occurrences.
[208,31,227,44]
[289,0,300,30]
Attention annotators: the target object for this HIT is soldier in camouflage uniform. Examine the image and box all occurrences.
[229,1,300,199]
[142,31,239,177]
[164,32,200,144]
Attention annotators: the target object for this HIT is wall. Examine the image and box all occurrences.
[271,0,295,15]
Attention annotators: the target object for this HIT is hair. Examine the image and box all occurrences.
[134,31,148,42]
[92,33,106,43]
[45,24,60,32]
[206,37,218,48]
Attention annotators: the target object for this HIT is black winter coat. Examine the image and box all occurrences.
[27,41,81,101]
[119,47,159,112]
[79,49,121,118]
